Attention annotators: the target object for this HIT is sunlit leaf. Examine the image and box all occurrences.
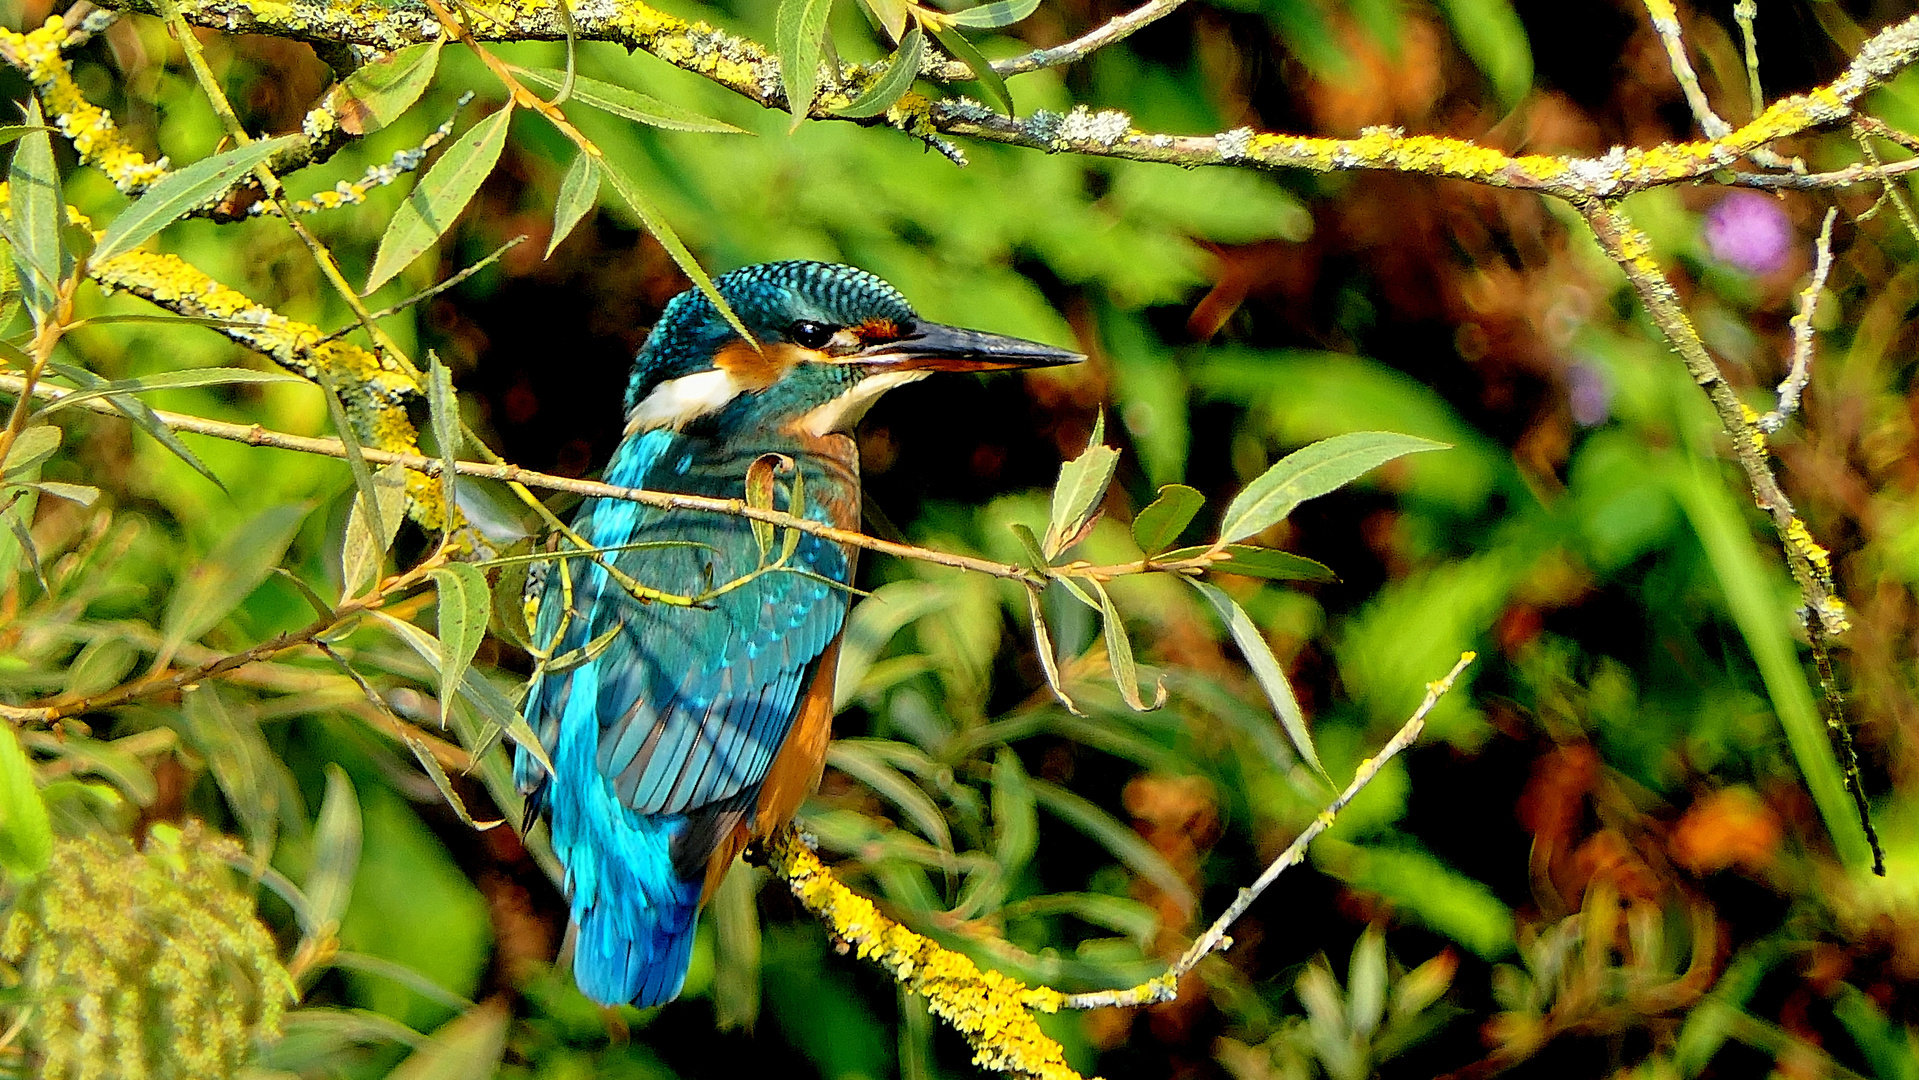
[1007,522,1050,572]
[927,23,1011,115]
[712,861,762,1030]
[8,99,67,326]
[333,40,445,135]
[1133,483,1204,556]
[161,502,311,657]
[1028,778,1194,913]
[1,425,60,479]
[386,998,509,1080]
[1044,411,1118,558]
[857,0,910,40]
[19,480,96,506]
[37,366,304,414]
[0,723,52,879]
[1433,0,1533,108]
[945,0,1042,29]
[0,236,19,332]
[834,28,926,119]
[546,153,601,257]
[341,463,408,599]
[366,106,513,295]
[1349,924,1387,1037]
[429,563,492,726]
[1188,578,1325,779]
[1090,579,1165,712]
[306,764,363,935]
[93,136,304,263]
[515,69,746,133]
[1217,430,1447,546]
[776,0,836,130]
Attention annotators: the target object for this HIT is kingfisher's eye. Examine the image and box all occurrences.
[789,320,836,349]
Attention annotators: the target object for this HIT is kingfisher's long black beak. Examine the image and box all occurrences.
[856,322,1083,372]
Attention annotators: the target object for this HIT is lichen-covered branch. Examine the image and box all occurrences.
[761,828,1082,1080]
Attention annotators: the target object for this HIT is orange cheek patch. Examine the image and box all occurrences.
[713,341,810,390]
[854,317,904,344]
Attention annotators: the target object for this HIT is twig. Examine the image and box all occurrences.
[1060,652,1476,1010]
[1643,0,1731,139]
[314,235,528,346]
[1727,155,1919,189]
[961,0,1190,77]
[1761,207,1837,433]
[1852,119,1919,244]
[1732,0,1763,121]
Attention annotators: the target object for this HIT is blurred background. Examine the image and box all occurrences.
[5,0,1919,1076]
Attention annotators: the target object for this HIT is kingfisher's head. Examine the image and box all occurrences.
[623,261,1081,439]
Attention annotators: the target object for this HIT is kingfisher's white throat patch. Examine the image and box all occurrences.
[626,369,741,433]
[795,370,929,437]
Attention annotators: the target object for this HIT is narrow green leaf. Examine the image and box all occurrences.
[486,538,535,650]
[1025,587,1081,714]
[317,366,385,577]
[180,684,295,862]
[376,613,555,778]
[0,235,19,332]
[927,23,1012,115]
[93,136,303,263]
[62,637,137,698]
[991,747,1038,874]
[38,367,304,414]
[8,99,66,325]
[386,999,509,1080]
[161,502,311,656]
[366,106,513,295]
[946,0,1042,29]
[825,740,954,857]
[745,453,782,559]
[326,952,475,1013]
[4,507,47,592]
[1044,411,1119,558]
[1433,0,1533,108]
[1,425,61,479]
[1188,578,1325,778]
[776,0,837,130]
[0,723,52,879]
[834,28,926,118]
[426,352,463,532]
[274,566,338,620]
[857,0,910,40]
[402,728,504,831]
[1349,924,1387,1037]
[1001,892,1158,945]
[1090,579,1166,711]
[515,69,746,133]
[546,153,601,257]
[0,126,53,148]
[599,161,754,347]
[712,860,762,1030]
[1218,431,1447,545]
[1133,483,1204,555]
[1028,778,1194,913]
[1159,543,1338,582]
[46,362,225,490]
[306,764,362,934]
[429,563,492,726]
[333,40,445,135]
[341,463,408,599]
[1007,522,1050,573]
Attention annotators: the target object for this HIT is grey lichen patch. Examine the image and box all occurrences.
[1215,126,1254,161]
[1055,104,1131,149]
[1563,146,1631,196]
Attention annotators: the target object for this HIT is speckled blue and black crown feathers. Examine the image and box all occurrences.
[623,261,919,411]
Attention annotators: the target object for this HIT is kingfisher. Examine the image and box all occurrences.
[514,260,1080,1007]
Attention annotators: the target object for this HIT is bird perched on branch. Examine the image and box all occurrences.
[515,260,1080,1007]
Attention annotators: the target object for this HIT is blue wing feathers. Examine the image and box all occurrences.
[513,427,854,1006]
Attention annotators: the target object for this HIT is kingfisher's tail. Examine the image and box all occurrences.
[565,818,705,1008]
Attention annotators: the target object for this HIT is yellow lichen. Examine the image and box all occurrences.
[767,829,1086,1080]
[0,17,170,193]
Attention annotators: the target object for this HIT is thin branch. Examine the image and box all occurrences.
[1060,652,1476,1010]
[968,0,1190,77]
[1643,0,1732,139]
[1762,207,1837,433]
[1726,154,1919,189]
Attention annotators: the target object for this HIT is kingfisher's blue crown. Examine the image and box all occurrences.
[624,261,917,412]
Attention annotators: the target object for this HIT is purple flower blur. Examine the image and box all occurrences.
[1568,361,1611,428]
[1704,191,1793,275]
